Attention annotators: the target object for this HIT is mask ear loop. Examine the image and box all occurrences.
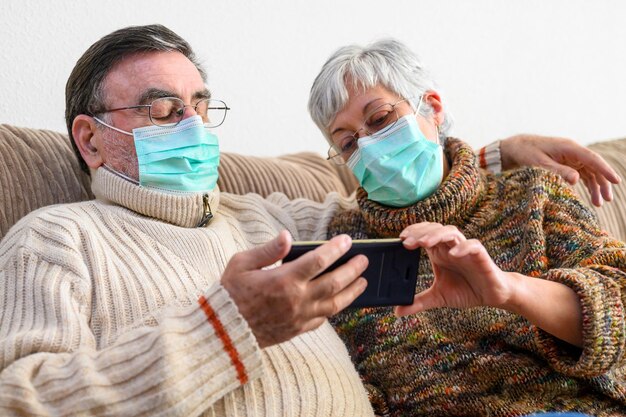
[411,95,424,115]
[412,95,441,145]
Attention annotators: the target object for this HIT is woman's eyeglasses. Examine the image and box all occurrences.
[327,98,411,165]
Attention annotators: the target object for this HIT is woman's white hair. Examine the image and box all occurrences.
[308,38,453,143]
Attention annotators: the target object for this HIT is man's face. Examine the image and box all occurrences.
[94,51,208,180]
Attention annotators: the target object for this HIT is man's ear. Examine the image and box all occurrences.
[72,115,104,169]
[423,90,445,127]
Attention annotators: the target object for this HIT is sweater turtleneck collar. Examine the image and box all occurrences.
[91,167,220,228]
[356,138,488,237]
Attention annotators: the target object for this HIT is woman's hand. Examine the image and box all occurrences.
[394,222,584,346]
[500,134,621,207]
[394,222,514,316]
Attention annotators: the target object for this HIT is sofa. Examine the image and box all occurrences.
[1,123,626,244]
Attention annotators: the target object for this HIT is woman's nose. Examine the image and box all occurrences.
[355,128,369,139]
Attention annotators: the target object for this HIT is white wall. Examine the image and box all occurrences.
[1,0,625,157]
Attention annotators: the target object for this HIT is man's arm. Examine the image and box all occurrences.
[0,228,366,416]
[0,249,263,416]
[479,134,621,207]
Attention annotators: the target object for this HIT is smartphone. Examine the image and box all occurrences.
[283,238,419,308]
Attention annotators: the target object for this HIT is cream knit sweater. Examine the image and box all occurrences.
[0,167,373,417]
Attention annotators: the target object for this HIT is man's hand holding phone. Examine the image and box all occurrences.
[284,237,420,309]
[220,231,368,348]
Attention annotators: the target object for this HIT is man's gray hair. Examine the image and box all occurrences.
[308,38,452,143]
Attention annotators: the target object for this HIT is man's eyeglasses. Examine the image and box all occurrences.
[96,97,230,128]
[328,98,413,165]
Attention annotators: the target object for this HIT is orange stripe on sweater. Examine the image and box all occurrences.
[479,147,487,169]
[198,295,248,384]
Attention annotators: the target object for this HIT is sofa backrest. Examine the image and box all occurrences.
[572,138,626,242]
[1,123,625,242]
[0,124,358,240]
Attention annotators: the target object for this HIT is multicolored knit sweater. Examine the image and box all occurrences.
[328,138,626,417]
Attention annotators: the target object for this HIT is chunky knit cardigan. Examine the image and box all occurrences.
[328,139,626,417]
[0,167,373,417]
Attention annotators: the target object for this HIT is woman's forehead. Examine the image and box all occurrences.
[330,85,400,133]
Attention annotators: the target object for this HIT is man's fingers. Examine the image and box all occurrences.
[235,230,292,271]
[283,234,352,282]
[580,171,603,207]
[582,168,614,204]
[551,163,580,185]
[314,276,368,317]
[568,147,621,184]
[309,254,368,300]
[600,179,614,203]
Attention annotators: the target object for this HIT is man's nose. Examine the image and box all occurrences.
[181,105,199,120]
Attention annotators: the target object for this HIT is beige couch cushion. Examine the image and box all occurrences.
[574,139,626,242]
[0,125,93,239]
[0,124,357,240]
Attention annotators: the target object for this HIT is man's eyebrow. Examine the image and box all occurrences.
[137,88,178,105]
[137,88,212,105]
[193,89,211,101]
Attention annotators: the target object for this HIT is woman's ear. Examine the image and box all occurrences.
[423,90,444,127]
[72,115,104,169]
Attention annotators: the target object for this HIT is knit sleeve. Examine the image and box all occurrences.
[535,173,626,378]
[0,239,263,416]
[263,191,358,241]
[477,141,502,174]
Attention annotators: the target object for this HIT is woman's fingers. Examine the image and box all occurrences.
[394,287,444,316]
[401,223,466,249]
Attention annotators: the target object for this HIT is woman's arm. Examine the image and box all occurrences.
[394,223,584,347]
[395,173,626,376]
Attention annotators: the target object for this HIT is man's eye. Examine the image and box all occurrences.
[150,100,182,120]
[152,112,174,120]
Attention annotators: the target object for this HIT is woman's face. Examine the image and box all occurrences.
[328,84,443,162]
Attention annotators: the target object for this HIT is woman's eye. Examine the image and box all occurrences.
[341,137,357,152]
[367,111,393,129]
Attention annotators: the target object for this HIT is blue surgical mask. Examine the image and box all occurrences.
[347,113,444,207]
[95,115,220,192]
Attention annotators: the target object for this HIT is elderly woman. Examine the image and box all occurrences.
[308,39,626,416]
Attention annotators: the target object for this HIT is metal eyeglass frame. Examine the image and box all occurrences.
[327,97,415,165]
[96,97,231,128]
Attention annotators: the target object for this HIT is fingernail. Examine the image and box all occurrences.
[341,235,351,250]
[359,277,368,290]
[403,237,416,246]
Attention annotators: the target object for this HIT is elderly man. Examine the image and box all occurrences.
[0,24,619,416]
